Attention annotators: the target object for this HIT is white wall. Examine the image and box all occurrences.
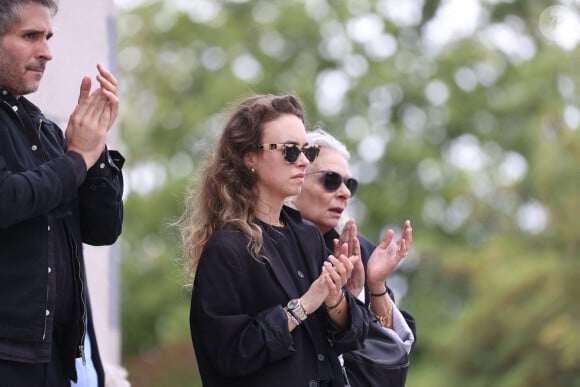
[29,0,122,366]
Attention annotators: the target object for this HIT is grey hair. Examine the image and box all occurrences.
[304,128,354,234]
[0,0,58,36]
[306,128,351,160]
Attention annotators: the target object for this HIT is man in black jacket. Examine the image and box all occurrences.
[0,1,124,385]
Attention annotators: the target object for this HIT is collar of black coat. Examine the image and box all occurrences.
[0,89,43,118]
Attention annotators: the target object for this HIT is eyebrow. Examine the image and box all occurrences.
[264,141,308,146]
[20,28,53,39]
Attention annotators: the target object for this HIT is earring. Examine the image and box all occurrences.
[251,167,255,173]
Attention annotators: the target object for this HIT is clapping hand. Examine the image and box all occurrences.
[366,220,412,293]
[300,242,358,314]
[334,219,364,297]
[65,64,119,169]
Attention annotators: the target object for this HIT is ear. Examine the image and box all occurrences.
[244,152,256,170]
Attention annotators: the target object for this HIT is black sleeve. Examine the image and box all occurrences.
[77,149,124,245]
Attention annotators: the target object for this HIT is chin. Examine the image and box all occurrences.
[286,189,301,198]
[20,85,40,96]
[29,82,41,92]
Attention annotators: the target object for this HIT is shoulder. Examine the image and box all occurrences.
[282,206,325,249]
[282,205,319,233]
[195,226,256,286]
[282,205,325,250]
[201,226,249,262]
[204,225,248,253]
[194,226,254,291]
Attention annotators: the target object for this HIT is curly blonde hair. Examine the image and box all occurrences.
[179,94,306,279]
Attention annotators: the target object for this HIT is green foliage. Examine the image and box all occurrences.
[126,341,201,387]
[116,0,580,385]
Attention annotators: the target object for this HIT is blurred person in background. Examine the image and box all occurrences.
[0,0,124,385]
[292,128,415,386]
[180,94,370,386]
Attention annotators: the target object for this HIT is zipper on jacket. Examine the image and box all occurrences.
[37,118,52,162]
[40,117,52,342]
[42,285,49,340]
[80,344,86,365]
[70,236,88,365]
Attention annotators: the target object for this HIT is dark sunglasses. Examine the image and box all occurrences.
[257,143,320,163]
[306,170,358,196]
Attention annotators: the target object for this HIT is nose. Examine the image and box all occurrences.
[296,150,311,166]
[337,182,351,199]
[37,39,53,61]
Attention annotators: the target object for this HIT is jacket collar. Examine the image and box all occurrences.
[0,89,43,120]
[261,205,320,300]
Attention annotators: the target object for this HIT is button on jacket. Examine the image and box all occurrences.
[0,91,124,383]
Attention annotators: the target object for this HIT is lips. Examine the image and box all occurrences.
[26,63,45,73]
[329,207,344,215]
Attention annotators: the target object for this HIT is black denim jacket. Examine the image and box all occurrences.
[0,90,124,382]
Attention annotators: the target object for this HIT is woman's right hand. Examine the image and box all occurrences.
[300,245,356,314]
[334,219,364,297]
[322,252,355,307]
[299,272,331,315]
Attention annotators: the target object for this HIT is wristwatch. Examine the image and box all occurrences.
[287,298,308,322]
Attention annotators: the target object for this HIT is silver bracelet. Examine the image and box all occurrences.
[285,307,301,326]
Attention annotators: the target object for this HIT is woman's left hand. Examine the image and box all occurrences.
[366,220,413,294]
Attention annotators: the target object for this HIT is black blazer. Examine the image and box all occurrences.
[190,206,370,387]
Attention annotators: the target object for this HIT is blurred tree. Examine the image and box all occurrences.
[116,0,580,386]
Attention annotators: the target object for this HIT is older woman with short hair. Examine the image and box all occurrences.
[292,128,416,386]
